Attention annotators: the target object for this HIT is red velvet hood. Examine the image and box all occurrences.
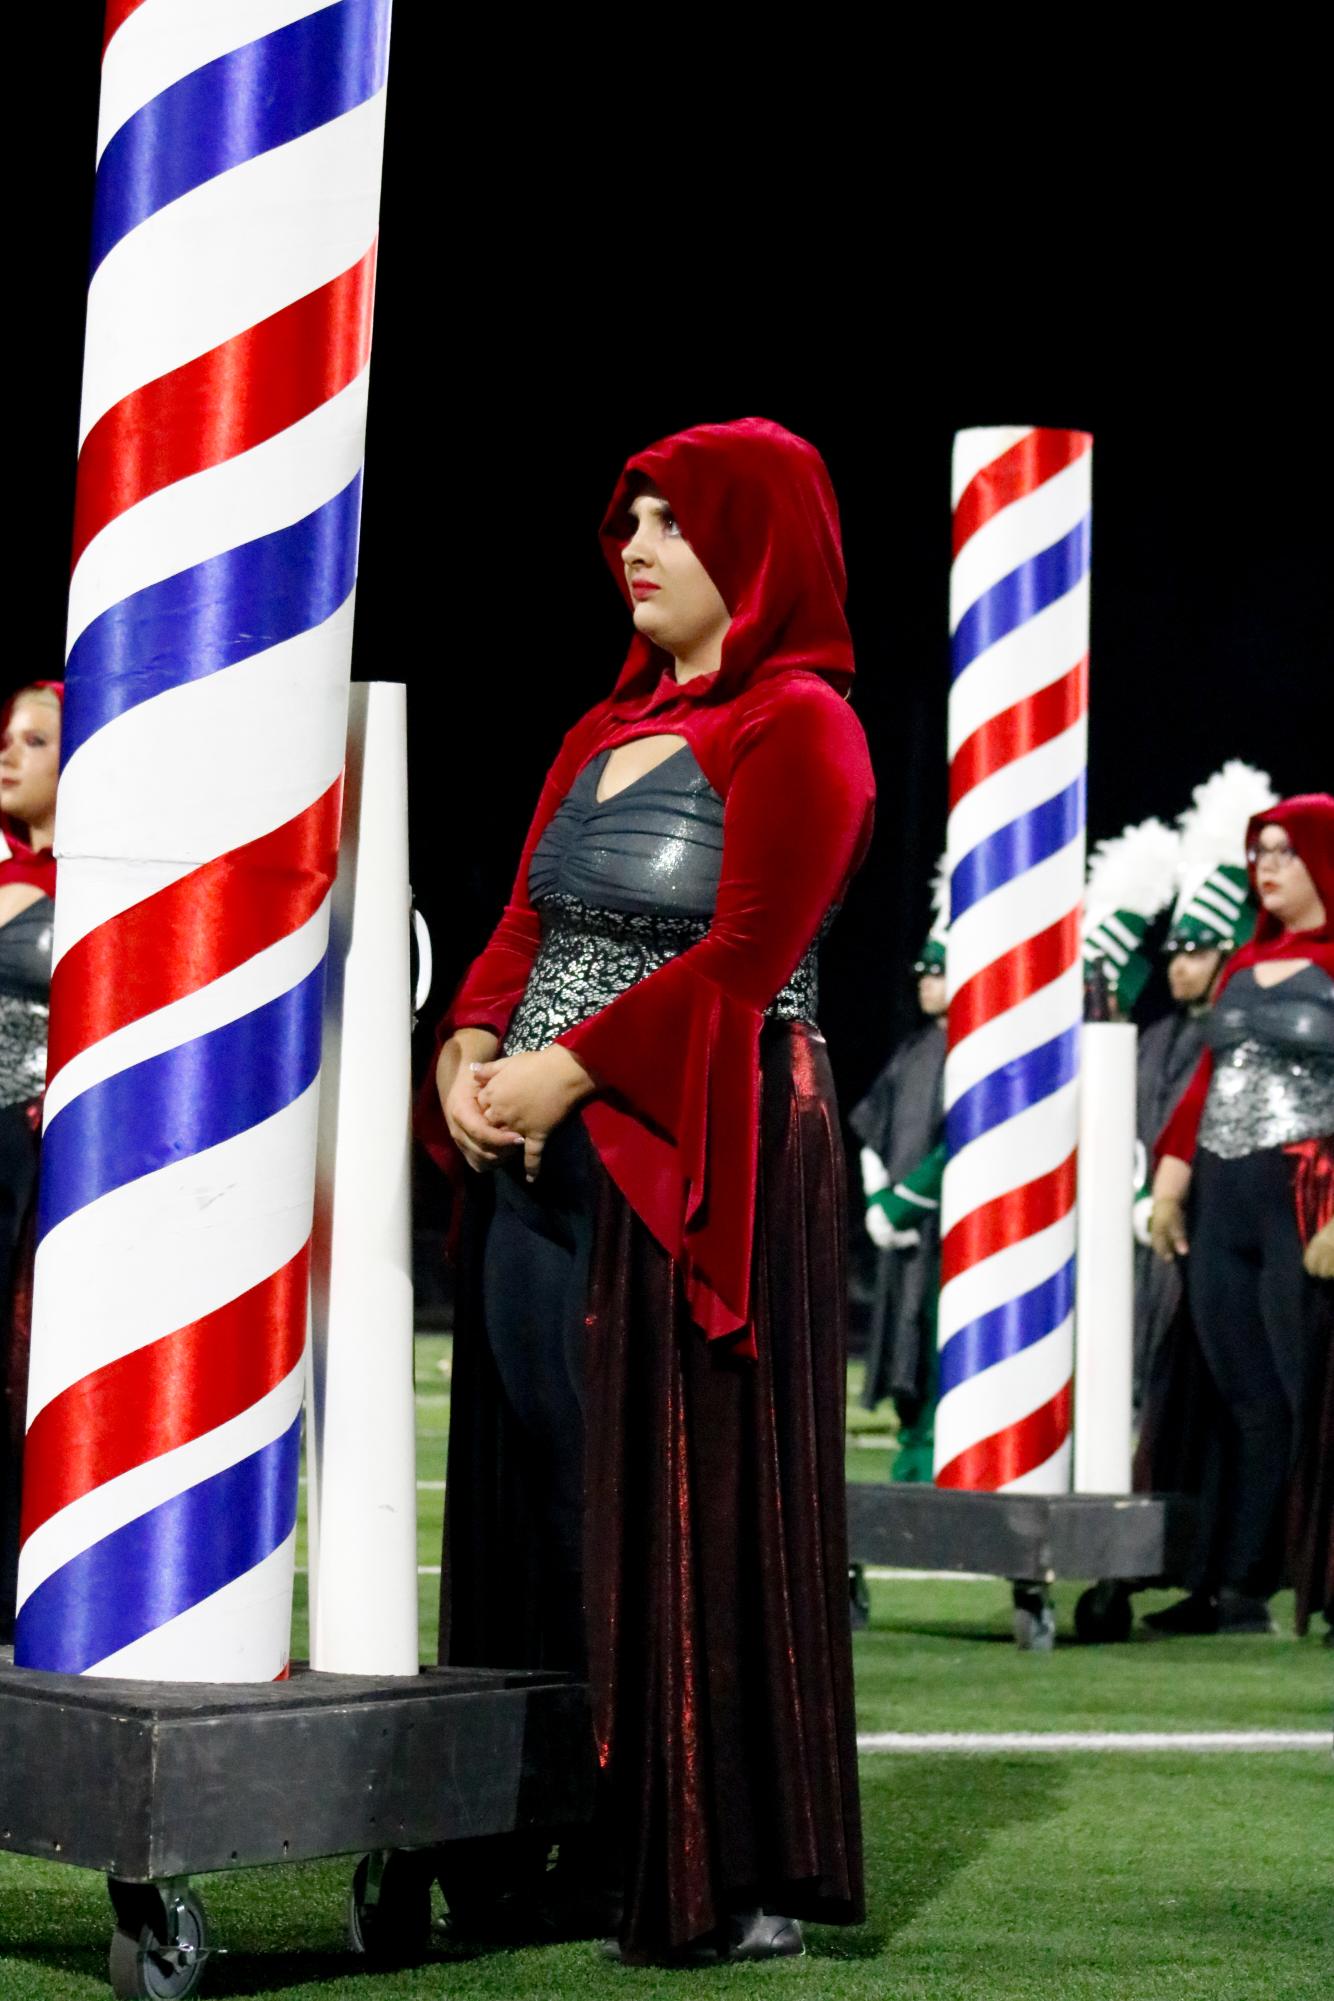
[0,680,62,897]
[599,417,855,713]
[1239,792,1334,977]
[420,424,874,1348]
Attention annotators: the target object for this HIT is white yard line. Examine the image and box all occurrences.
[856,1731,1330,1755]
[864,1567,994,1583]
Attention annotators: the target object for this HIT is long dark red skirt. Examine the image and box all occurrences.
[440,1020,864,1954]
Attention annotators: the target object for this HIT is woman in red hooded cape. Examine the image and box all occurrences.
[1140,794,1334,1638]
[418,420,872,1960]
[0,680,62,1640]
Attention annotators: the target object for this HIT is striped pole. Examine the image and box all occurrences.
[14,0,392,1678]
[934,427,1092,1492]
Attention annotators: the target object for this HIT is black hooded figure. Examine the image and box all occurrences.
[849,937,947,1473]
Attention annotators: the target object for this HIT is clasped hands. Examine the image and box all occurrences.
[441,1037,595,1183]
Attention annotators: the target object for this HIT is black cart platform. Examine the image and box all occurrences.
[0,1652,595,1995]
[846,1484,1198,1648]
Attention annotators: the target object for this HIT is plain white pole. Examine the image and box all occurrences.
[1073,1022,1138,1493]
[306,682,419,1673]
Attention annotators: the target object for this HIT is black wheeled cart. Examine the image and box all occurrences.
[847,1484,1199,1649]
[0,1652,594,1997]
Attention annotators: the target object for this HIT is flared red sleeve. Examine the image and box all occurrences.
[1154,1046,1215,1168]
[558,678,875,1348]
[416,712,604,1177]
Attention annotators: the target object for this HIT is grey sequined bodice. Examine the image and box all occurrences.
[505,745,823,1055]
[0,894,54,1108]
[1198,963,1334,1159]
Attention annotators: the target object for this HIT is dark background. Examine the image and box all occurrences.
[20,11,1329,1150]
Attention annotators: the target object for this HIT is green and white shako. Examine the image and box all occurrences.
[1165,760,1277,954]
[1083,817,1180,1011]
[914,854,949,977]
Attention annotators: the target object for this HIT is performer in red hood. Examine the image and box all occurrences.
[0,679,62,1640]
[419,420,872,1961]
[1147,793,1334,1637]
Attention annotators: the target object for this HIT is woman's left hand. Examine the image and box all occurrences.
[473,1047,596,1182]
[1303,1217,1334,1281]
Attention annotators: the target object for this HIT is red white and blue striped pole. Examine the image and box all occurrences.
[14,0,393,1678]
[934,427,1092,1493]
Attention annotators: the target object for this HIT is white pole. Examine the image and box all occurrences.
[1073,1021,1138,1493]
[307,682,419,1673]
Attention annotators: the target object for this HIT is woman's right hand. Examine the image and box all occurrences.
[1149,1195,1189,1263]
[437,1029,523,1173]
[1149,1155,1192,1263]
[1304,1218,1334,1280]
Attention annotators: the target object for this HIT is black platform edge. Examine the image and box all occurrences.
[846,1484,1198,1583]
[0,1656,596,1880]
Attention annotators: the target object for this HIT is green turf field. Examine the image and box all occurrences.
[2,1336,1330,1999]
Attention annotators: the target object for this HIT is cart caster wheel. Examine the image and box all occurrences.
[1075,1580,1134,1644]
[348,1850,433,1967]
[108,1885,209,1999]
[1012,1584,1057,1652]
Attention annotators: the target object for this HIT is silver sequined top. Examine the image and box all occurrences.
[0,894,54,1109]
[504,745,823,1055]
[1197,962,1334,1159]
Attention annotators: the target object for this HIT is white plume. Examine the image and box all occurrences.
[1085,817,1181,928]
[929,852,950,931]
[1177,761,1278,874]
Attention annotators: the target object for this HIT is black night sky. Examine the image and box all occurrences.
[18,12,1328,1150]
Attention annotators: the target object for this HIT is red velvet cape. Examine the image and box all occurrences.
[1157,792,1334,1164]
[0,682,62,898]
[419,419,876,1346]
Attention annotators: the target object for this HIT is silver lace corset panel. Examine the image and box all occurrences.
[0,894,54,1108]
[506,746,824,1054]
[1198,963,1334,1158]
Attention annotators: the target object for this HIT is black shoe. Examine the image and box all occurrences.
[598,1932,721,1966]
[1142,1591,1220,1636]
[1216,1590,1276,1635]
[540,1878,623,1943]
[443,1887,559,1947]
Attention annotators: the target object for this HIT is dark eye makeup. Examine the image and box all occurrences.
[629,499,679,535]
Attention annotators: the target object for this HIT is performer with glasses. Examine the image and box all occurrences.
[1147,793,1334,1636]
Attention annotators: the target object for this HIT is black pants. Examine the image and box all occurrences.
[0,1102,39,1642]
[481,1118,596,1670]
[1187,1146,1318,1597]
